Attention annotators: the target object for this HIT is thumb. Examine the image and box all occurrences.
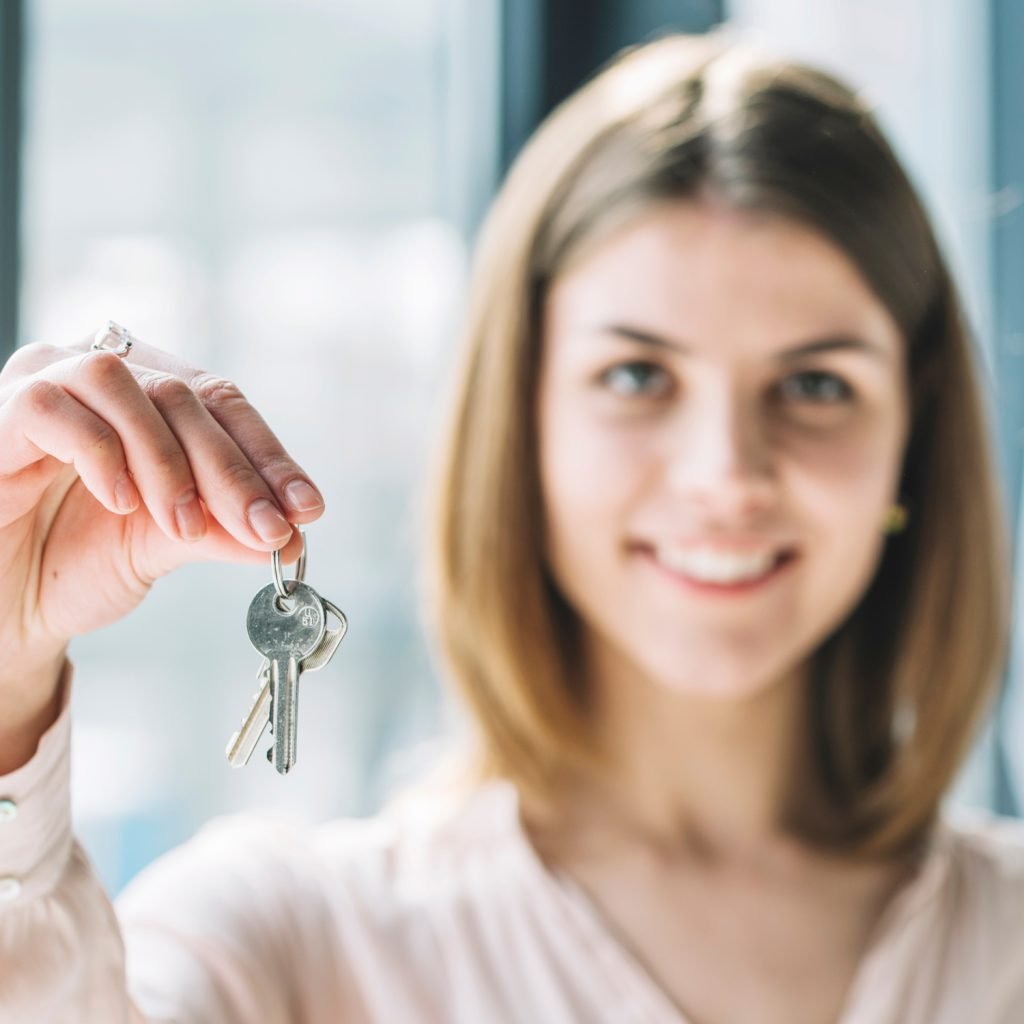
[132,505,306,581]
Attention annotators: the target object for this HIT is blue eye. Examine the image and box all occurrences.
[599,361,673,397]
[778,371,853,404]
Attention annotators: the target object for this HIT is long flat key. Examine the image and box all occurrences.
[247,580,326,774]
[226,675,273,768]
[227,598,348,767]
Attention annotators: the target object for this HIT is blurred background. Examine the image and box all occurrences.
[0,0,1021,894]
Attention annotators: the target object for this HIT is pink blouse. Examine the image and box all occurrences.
[1,668,1023,1023]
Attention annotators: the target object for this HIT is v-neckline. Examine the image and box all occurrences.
[494,780,954,1023]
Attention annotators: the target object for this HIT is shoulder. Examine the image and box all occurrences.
[116,782,533,1018]
[934,805,1024,998]
[310,778,533,915]
[117,778,530,939]
[941,805,1024,898]
[921,806,1024,1015]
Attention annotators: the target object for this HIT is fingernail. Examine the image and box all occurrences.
[114,472,139,514]
[284,479,324,512]
[248,498,292,544]
[174,494,207,542]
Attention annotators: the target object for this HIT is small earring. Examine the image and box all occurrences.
[882,503,909,535]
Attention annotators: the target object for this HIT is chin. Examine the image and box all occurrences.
[626,641,804,703]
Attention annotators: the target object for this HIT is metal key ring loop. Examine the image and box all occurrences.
[272,531,307,600]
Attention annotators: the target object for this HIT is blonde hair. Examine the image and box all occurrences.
[424,32,1011,859]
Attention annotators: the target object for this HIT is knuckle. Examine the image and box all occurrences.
[33,342,64,361]
[84,418,119,454]
[215,458,262,493]
[80,350,130,389]
[192,373,246,410]
[149,443,192,480]
[252,453,296,480]
[19,378,67,417]
[0,342,60,381]
[143,373,198,413]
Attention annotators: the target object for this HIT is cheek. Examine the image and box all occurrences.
[539,401,655,535]
[537,391,656,618]
[784,424,904,617]
[789,421,903,535]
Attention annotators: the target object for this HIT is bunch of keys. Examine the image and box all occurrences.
[226,532,348,775]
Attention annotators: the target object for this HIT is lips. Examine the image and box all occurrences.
[630,540,798,565]
[638,544,798,593]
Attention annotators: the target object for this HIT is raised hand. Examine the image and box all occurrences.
[0,330,324,687]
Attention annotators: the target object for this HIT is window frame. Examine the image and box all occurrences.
[0,0,22,362]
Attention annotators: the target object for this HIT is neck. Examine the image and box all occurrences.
[570,638,814,869]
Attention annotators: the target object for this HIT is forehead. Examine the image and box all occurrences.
[545,202,902,357]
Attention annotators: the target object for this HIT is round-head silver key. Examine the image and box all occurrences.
[228,594,349,770]
[247,580,326,774]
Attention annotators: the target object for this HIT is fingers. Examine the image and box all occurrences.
[0,338,325,552]
[0,342,67,384]
[135,369,322,547]
[68,339,328,524]
[0,376,138,516]
[186,372,325,522]
[131,502,309,584]
[60,352,214,542]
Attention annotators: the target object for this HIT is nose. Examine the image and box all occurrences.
[664,386,779,522]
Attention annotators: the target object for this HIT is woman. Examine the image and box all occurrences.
[0,31,1021,1024]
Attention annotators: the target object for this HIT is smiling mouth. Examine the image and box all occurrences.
[639,545,800,594]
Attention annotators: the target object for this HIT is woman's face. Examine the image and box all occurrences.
[537,201,909,701]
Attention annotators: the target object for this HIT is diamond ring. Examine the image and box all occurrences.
[91,321,136,358]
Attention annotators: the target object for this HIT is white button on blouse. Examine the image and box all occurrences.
[0,876,23,902]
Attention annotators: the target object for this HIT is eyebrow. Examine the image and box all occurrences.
[596,324,893,363]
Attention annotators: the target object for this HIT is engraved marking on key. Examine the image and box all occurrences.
[227,598,348,768]
[246,581,325,774]
[296,597,347,673]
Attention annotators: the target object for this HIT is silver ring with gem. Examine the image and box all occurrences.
[91,321,136,358]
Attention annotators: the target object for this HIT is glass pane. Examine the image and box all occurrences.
[20,0,492,893]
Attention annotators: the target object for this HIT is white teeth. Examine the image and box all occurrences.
[654,545,781,584]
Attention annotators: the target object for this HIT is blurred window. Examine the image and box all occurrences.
[20,0,497,893]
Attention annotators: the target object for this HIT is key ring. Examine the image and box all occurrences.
[272,531,307,600]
